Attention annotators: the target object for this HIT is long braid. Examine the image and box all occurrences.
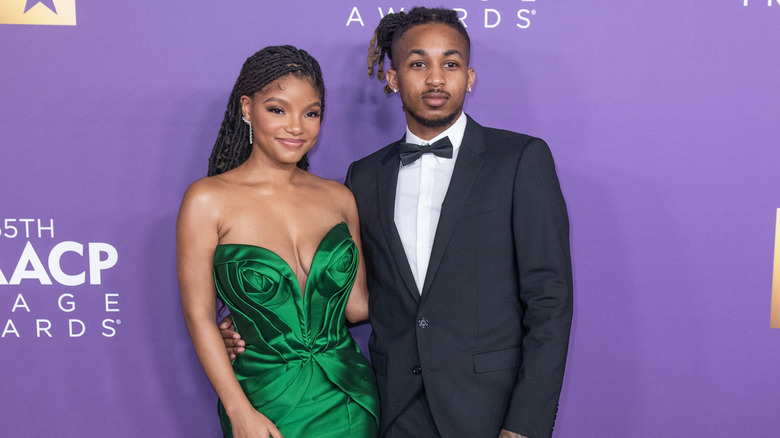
[208,45,325,176]
[367,7,470,94]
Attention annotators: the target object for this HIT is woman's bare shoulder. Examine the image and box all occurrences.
[180,175,236,215]
[184,175,222,198]
[309,174,355,205]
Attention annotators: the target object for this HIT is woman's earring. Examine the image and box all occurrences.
[467,87,472,93]
[242,116,253,145]
[393,88,398,93]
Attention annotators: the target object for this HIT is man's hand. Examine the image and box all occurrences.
[218,315,245,360]
[498,430,528,438]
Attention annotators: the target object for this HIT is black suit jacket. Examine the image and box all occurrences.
[345,116,573,438]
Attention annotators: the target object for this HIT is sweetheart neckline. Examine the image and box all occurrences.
[215,222,349,298]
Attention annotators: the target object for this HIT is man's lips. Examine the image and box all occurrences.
[422,90,450,108]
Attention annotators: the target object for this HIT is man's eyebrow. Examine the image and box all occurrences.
[404,48,465,58]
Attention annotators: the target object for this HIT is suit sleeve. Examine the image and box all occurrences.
[503,138,573,438]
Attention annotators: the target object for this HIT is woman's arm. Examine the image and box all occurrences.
[176,180,282,438]
[340,186,369,323]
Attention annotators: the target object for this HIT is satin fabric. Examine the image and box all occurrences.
[213,222,378,437]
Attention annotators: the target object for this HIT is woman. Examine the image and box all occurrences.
[177,46,378,438]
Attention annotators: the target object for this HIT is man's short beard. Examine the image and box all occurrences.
[405,106,461,128]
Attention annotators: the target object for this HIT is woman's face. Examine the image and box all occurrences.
[241,75,322,167]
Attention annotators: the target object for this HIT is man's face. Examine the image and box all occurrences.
[386,23,476,140]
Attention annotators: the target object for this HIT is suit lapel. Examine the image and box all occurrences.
[421,117,486,295]
[377,141,421,303]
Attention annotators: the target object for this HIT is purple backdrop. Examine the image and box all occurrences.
[2,1,779,436]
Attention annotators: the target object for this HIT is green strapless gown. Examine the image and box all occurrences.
[213,222,378,437]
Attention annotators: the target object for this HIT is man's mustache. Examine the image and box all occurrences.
[422,89,451,97]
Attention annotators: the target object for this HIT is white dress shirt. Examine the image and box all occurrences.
[394,112,468,294]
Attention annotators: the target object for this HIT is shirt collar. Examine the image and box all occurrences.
[403,112,468,152]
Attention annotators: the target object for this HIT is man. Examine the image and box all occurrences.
[224,7,572,438]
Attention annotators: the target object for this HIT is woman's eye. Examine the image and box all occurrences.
[267,107,284,114]
[306,111,321,118]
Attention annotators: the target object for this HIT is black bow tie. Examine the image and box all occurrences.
[398,137,454,166]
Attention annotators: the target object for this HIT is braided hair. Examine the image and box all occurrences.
[367,7,470,94]
[208,45,325,176]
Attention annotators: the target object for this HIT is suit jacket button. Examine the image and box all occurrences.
[412,365,422,375]
[417,318,429,329]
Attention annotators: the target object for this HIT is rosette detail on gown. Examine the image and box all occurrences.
[213,222,378,437]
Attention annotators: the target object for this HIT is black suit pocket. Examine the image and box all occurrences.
[459,196,499,220]
[473,347,521,373]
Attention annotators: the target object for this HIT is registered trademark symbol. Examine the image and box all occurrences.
[532,10,536,15]
[116,319,121,324]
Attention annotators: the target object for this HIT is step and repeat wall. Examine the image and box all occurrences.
[2,1,779,436]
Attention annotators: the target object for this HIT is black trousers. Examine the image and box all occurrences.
[386,390,442,438]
